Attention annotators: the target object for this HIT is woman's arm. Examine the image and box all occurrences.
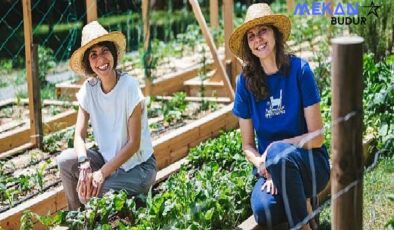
[282,103,324,149]
[239,118,263,168]
[74,106,90,159]
[74,106,91,200]
[100,102,143,178]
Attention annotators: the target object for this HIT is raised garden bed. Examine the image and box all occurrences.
[0,99,78,155]
[0,101,237,229]
[8,130,252,229]
[56,46,225,101]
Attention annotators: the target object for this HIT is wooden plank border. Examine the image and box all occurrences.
[0,110,77,155]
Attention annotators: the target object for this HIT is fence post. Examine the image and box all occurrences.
[286,0,295,14]
[210,0,219,28]
[86,0,97,23]
[223,0,239,88]
[31,45,43,149]
[142,0,152,96]
[22,0,43,149]
[331,36,364,230]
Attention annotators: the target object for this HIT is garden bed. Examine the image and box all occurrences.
[7,130,250,229]
[0,99,78,155]
[56,45,225,101]
[0,101,237,229]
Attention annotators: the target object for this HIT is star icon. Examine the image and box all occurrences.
[362,1,382,18]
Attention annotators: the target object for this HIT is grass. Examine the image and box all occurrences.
[318,156,394,229]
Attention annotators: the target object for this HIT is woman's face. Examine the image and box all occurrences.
[246,25,276,61]
[88,44,114,78]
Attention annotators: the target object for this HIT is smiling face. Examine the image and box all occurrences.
[88,44,115,78]
[246,25,276,61]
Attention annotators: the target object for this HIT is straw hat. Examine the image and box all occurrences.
[229,3,291,61]
[69,21,126,77]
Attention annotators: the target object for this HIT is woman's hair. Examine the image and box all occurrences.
[82,41,118,76]
[241,25,291,101]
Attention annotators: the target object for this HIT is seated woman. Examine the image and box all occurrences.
[229,3,330,230]
[57,21,157,210]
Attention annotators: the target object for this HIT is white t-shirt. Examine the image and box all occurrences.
[76,72,153,171]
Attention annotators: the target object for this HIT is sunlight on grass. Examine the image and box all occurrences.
[319,157,394,229]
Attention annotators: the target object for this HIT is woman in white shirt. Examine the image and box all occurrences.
[57,21,156,210]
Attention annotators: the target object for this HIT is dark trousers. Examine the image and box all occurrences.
[251,142,330,229]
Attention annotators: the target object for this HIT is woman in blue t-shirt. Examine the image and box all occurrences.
[229,3,330,230]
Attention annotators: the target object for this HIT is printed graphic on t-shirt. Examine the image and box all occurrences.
[265,89,285,118]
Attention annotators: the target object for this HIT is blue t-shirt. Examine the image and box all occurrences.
[232,56,321,154]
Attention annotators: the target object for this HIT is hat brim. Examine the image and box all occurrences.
[229,15,291,61]
[69,32,126,77]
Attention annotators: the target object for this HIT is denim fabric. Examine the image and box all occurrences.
[251,142,330,229]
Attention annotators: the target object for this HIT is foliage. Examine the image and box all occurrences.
[350,0,394,60]
[362,53,394,156]
[20,210,34,230]
[162,92,188,123]
[38,46,56,85]
[0,59,12,76]
[33,162,48,192]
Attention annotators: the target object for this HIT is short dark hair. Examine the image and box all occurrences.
[82,41,118,76]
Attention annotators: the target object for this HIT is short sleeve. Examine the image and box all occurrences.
[76,80,90,113]
[232,74,252,119]
[299,62,321,108]
[127,78,144,119]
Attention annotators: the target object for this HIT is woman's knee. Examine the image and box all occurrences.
[56,148,77,170]
[251,195,285,226]
[266,142,297,167]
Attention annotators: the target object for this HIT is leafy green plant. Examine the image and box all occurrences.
[20,210,34,230]
[33,162,48,192]
[38,46,56,85]
[17,175,31,192]
[362,53,394,156]
[162,92,188,124]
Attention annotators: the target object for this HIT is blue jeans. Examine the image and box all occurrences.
[251,142,330,229]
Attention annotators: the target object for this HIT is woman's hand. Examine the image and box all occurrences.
[77,161,92,202]
[257,152,268,177]
[91,170,105,197]
[261,177,278,195]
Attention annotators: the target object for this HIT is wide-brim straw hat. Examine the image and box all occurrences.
[69,21,126,77]
[229,3,291,61]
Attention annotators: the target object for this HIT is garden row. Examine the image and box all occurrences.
[18,130,254,229]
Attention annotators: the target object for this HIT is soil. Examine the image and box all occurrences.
[0,103,75,134]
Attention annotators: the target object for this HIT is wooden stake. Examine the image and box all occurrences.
[22,0,42,149]
[142,0,152,96]
[189,0,235,100]
[331,36,364,230]
[223,0,233,62]
[86,0,97,23]
[210,0,219,28]
[31,44,43,149]
[286,0,295,14]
